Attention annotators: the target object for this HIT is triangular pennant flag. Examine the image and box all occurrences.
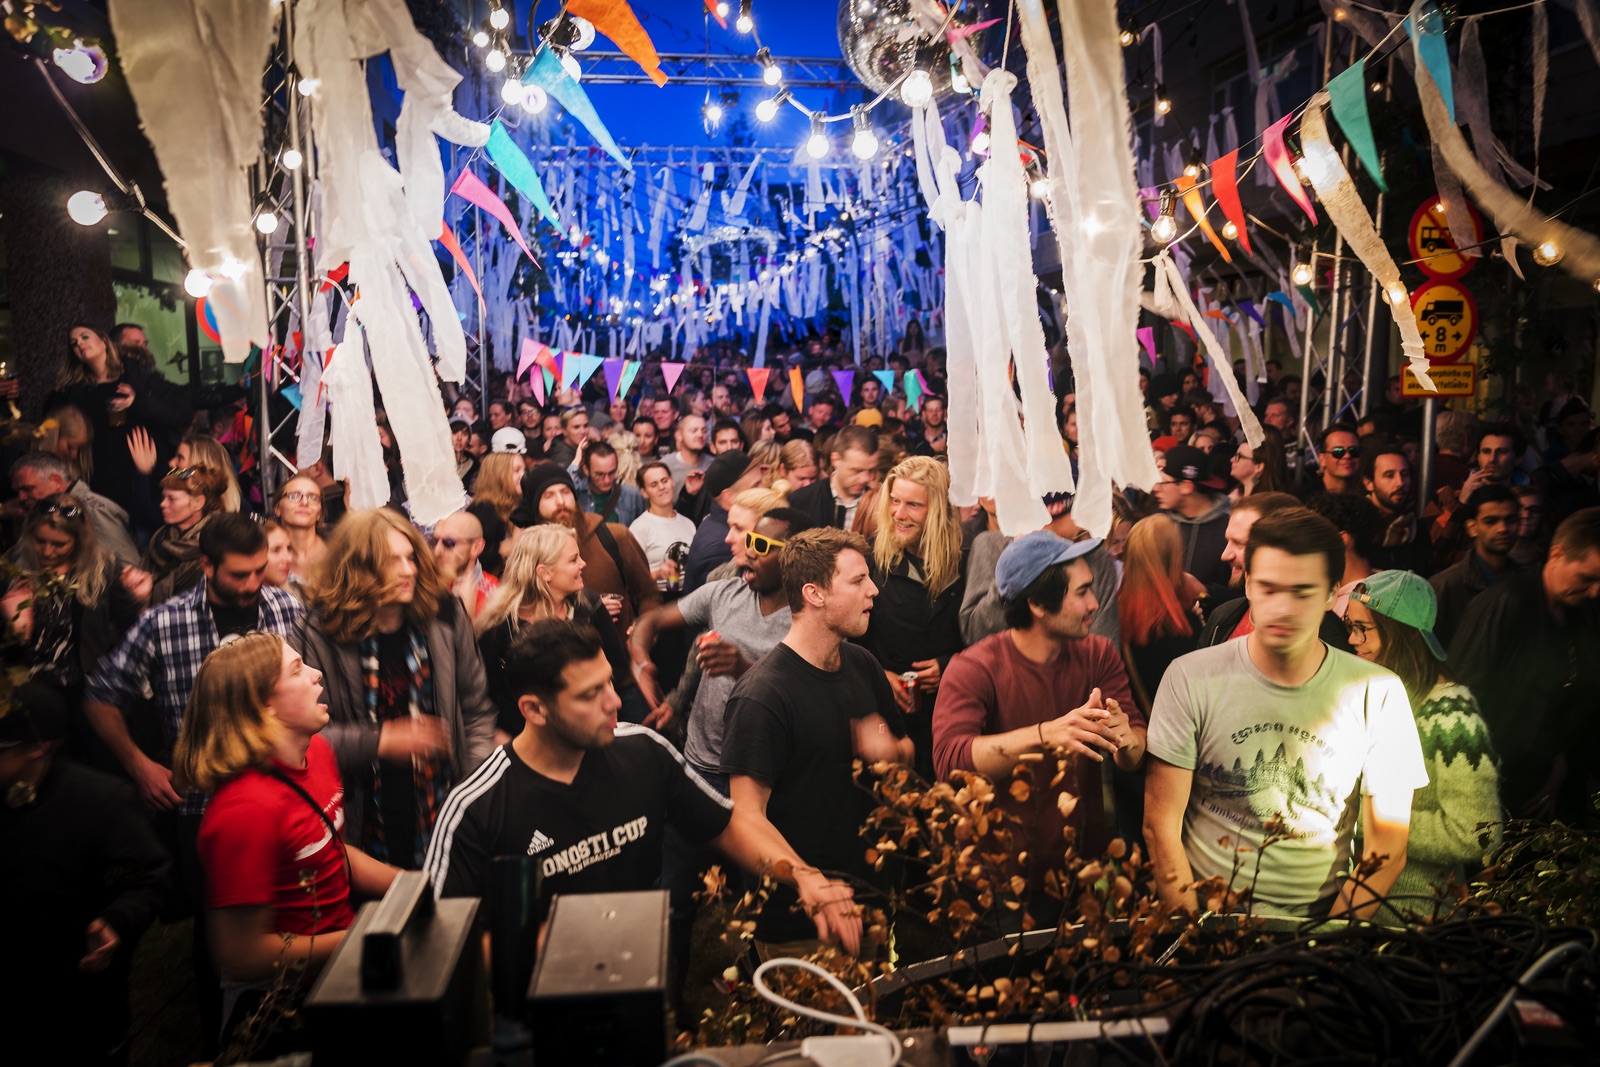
[1327,61,1388,193]
[619,360,642,397]
[872,369,896,395]
[1175,174,1231,262]
[518,338,545,382]
[903,370,924,411]
[437,222,485,314]
[561,354,582,391]
[568,0,667,86]
[542,367,556,394]
[1136,326,1157,362]
[485,121,563,227]
[1262,114,1318,224]
[1237,299,1267,328]
[524,48,631,169]
[530,366,547,406]
[831,369,854,401]
[450,168,537,262]
[1204,309,1231,321]
[1265,291,1295,312]
[702,0,727,30]
[1170,319,1197,344]
[575,354,604,390]
[1295,284,1323,316]
[915,369,930,398]
[660,360,686,393]
[747,367,771,404]
[1209,150,1253,256]
[602,358,624,399]
[790,367,805,411]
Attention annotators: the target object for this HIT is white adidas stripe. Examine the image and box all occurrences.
[424,747,513,898]
[616,723,734,810]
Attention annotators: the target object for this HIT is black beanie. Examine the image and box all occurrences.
[702,450,754,502]
[511,462,576,526]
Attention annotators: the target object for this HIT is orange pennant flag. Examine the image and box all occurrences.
[568,0,668,86]
[438,222,485,315]
[790,367,805,412]
[1175,174,1232,264]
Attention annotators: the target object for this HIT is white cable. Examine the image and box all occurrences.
[1444,941,1593,1067]
[752,958,903,1066]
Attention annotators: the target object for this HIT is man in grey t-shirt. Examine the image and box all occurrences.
[1144,507,1426,920]
[629,506,816,780]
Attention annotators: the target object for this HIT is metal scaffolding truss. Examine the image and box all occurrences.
[525,50,857,87]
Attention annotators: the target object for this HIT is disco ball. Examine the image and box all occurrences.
[837,0,997,100]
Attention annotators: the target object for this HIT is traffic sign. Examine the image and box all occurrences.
[1410,280,1478,363]
[1403,362,1476,397]
[1408,200,1482,281]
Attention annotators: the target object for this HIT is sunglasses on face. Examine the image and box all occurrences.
[170,467,203,482]
[1324,446,1362,460]
[40,502,83,520]
[745,530,786,557]
[434,537,464,551]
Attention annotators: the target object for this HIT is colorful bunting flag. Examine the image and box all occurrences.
[1327,61,1388,192]
[568,0,668,86]
[485,121,562,227]
[747,367,771,404]
[619,361,641,397]
[449,169,537,263]
[1209,150,1253,255]
[530,365,547,406]
[790,367,805,411]
[1406,4,1456,124]
[660,360,686,393]
[437,222,485,314]
[1262,114,1318,225]
[1175,174,1231,263]
[1136,325,1157,362]
[524,48,631,169]
[872,369,897,396]
[575,354,604,390]
[602,358,624,398]
[831,369,854,402]
[904,370,924,411]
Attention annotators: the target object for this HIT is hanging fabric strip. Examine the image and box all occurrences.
[1262,114,1317,223]
[1457,17,1541,188]
[1157,254,1264,445]
[1300,97,1433,389]
[1175,174,1231,262]
[1431,140,1481,256]
[1326,60,1387,192]
[1210,150,1252,255]
[726,152,762,218]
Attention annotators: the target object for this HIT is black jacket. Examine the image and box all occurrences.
[788,477,847,529]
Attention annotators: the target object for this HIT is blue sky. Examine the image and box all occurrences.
[533,0,856,151]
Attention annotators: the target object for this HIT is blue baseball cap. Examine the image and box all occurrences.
[996,531,1103,600]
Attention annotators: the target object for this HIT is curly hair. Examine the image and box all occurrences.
[161,464,227,516]
[305,509,444,644]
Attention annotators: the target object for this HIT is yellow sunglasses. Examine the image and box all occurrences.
[745,530,787,557]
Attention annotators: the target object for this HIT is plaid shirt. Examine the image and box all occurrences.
[85,579,303,814]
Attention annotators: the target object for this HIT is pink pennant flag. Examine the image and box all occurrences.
[1262,114,1318,225]
[747,367,771,404]
[529,365,547,406]
[660,360,686,394]
[602,358,624,399]
[831,369,855,402]
[518,338,549,383]
[948,17,1001,42]
[450,168,538,263]
[1137,326,1157,362]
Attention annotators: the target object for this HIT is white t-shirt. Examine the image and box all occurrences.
[629,510,697,588]
[1147,639,1428,916]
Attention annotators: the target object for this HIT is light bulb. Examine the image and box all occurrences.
[806,114,829,160]
[297,77,321,96]
[472,29,490,47]
[950,68,970,95]
[736,13,753,32]
[1030,177,1050,200]
[1151,213,1177,243]
[1292,262,1314,286]
[764,62,782,86]
[184,269,214,298]
[255,210,279,235]
[704,101,724,125]
[501,78,524,106]
[1120,28,1137,46]
[1183,161,1200,178]
[1220,220,1238,240]
[281,148,304,170]
[716,0,730,15]
[218,257,248,282]
[1435,201,1446,213]
[901,69,934,108]
[521,83,548,113]
[485,48,507,72]
[852,128,879,160]
[67,190,108,226]
[756,96,780,122]
[489,6,510,29]
[1154,84,1172,115]
[570,16,596,51]
[1370,80,1383,93]
[1593,277,1600,293]
[561,52,582,81]
[1533,240,1564,266]
[52,40,107,84]
[970,129,990,156]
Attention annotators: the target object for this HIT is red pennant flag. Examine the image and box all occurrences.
[747,367,771,404]
[1210,150,1252,256]
[1170,319,1197,344]
[1175,174,1231,263]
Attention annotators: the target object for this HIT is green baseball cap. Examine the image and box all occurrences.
[1349,570,1446,660]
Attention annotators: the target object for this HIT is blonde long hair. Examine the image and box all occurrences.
[180,435,243,513]
[475,525,578,633]
[21,492,111,605]
[472,453,523,523]
[56,325,123,389]
[305,509,444,644]
[873,456,962,599]
[172,632,284,793]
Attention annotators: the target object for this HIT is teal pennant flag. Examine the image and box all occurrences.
[1327,61,1388,193]
[1406,2,1455,123]
[486,121,561,228]
[523,49,631,169]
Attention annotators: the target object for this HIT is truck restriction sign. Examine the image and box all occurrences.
[1409,280,1477,364]
[1408,200,1481,281]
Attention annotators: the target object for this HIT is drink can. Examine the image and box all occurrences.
[900,671,919,690]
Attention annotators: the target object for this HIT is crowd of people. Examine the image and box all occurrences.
[5,320,1600,1063]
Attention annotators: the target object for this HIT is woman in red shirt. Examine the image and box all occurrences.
[173,631,398,1053]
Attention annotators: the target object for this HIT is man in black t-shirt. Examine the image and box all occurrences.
[424,621,860,950]
[720,528,913,948]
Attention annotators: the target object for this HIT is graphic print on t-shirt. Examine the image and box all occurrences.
[529,815,651,878]
[1196,733,1346,836]
[293,787,346,861]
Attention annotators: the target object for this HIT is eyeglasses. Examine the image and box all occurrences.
[434,537,462,551]
[280,491,318,504]
[40,502,83,520]
[745,530,786,557]
[1324,446,1362,460]
[1344,619,1375,641]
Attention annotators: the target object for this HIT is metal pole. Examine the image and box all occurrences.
[1359,186,1385,420]
[1318,15,1342,434]
[474,205,489,413]
[281,0,313,488]
[1417,396,1436,520]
